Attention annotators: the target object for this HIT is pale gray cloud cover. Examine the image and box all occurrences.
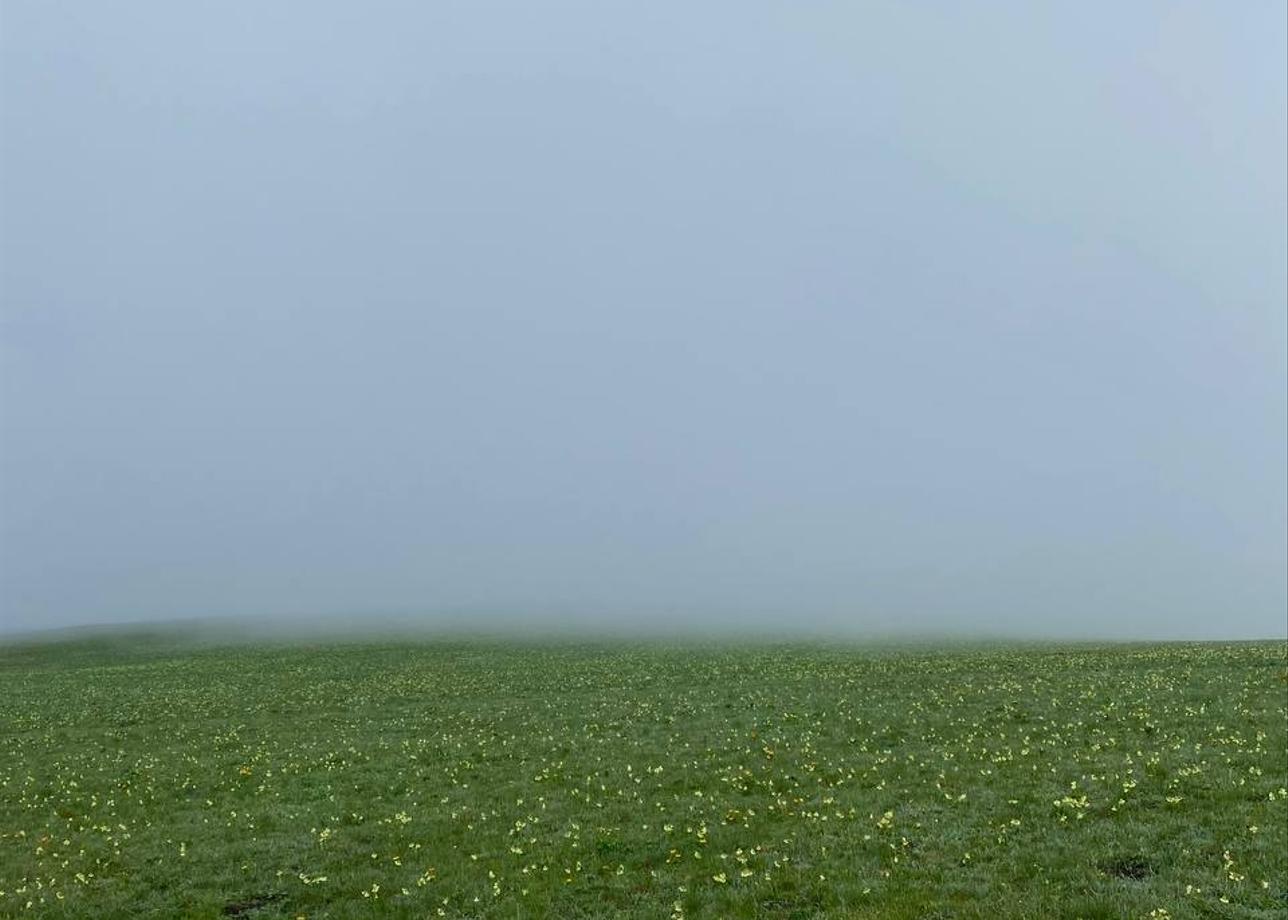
[2,2,1284,637]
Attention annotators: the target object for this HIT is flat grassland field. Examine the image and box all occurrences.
[1,639,1284,919]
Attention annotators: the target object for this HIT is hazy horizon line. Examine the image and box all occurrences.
[3,609,1283,646]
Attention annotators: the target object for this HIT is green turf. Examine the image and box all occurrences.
[1,635,1284,918]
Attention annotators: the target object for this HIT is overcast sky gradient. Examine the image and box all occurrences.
[2,2,1285,638]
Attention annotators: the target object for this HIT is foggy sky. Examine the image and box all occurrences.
[2,2,1285,639]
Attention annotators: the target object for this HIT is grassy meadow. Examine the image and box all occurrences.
[0,635,1284,919]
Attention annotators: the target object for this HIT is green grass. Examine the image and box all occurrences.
[1,635,1284,918]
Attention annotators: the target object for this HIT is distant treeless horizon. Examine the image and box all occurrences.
[2,3,1285,638]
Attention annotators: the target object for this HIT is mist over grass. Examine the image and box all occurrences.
[4,607,1283,654]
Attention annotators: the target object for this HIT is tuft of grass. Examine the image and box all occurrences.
[1100,855,1155,880]
[0,637,1284,918]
